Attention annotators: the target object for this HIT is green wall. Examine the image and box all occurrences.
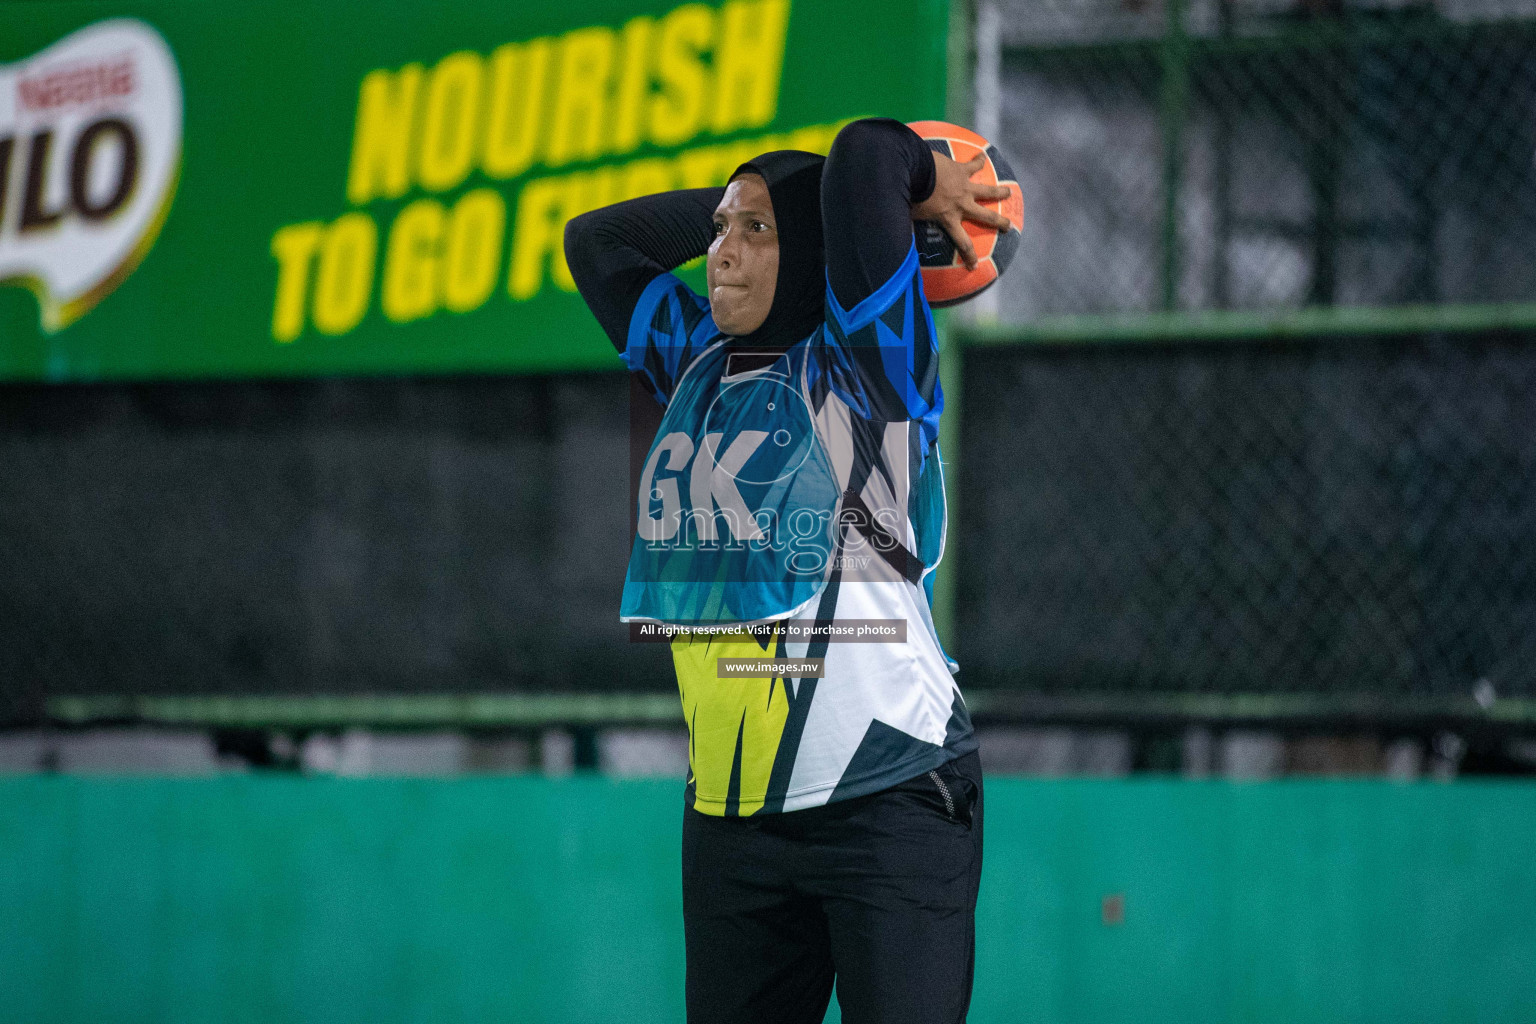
[1,777,1532,1023]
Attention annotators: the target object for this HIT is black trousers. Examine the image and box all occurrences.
[681,750,984,1024]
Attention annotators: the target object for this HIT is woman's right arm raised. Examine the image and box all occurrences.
[563,187,724,353]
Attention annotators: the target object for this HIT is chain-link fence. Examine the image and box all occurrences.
[944,1,1536,732]
[0,375,673,728]
[956,329,1536,728]
[984,0,1536,322]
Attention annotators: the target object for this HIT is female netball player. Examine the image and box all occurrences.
[566,117,1014,1024]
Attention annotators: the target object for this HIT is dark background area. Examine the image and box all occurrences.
[957,329,1536,704]
[0,372,671,725]
[5,329,1536,730]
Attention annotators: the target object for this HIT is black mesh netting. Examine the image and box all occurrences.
[0,375,673,726]
[956,330,1536,705]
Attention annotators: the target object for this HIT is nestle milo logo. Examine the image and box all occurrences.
[0,19,181,330]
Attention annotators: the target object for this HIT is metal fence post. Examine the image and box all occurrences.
[933,0,975,652]
[1160,0,1190,311]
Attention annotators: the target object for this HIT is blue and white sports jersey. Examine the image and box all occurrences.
[621,243,976,816]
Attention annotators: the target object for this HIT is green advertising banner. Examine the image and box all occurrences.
[0,0,948,381]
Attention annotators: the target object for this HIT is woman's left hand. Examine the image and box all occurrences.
[911,151,1016,271]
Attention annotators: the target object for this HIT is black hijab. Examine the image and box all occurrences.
[725,150,826,350]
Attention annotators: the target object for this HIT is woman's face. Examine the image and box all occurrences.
[707,173,778,336]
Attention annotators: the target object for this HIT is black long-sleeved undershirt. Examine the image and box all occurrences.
[819,117,936,313]
[564,186,723,352]
[564,118,936,353]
